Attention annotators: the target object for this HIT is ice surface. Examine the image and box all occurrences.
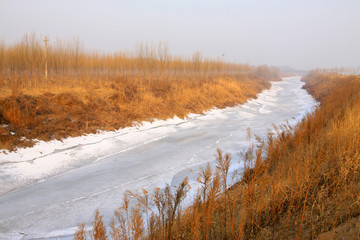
[0,77,318,239]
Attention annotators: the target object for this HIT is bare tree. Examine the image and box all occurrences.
[20,34,31,87]
[144,42,156,85]
[28,32,43,86]
[192,51,202,81]
[157,41,169,81]
[0,40,5,85]
[71,37,84,83]
[135,42,146,85]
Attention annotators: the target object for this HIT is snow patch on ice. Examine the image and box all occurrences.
[0,76,319,240]
[0,76,317,197]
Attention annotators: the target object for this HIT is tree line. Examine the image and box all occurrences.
[0,33,282,91]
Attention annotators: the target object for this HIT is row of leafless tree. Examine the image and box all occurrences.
[310,66,360,75]
[0,33,258,89]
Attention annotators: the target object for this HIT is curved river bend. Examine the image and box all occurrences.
[0,77,317,239]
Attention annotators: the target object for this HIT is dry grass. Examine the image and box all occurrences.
[75,73,360,240]
[0,74,272,151]
[0,33,280,151]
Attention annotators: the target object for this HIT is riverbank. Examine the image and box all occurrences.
[0,74,274,151]
[77,73,360,240]
[0,34,281,152]
[0,76,316,240]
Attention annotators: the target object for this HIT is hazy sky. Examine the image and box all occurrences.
[1,0,359,70]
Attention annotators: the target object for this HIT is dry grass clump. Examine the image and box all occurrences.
[75,73,360,239]
[0,33,280,151]
[227,72,360,239]
[0,74,272,151]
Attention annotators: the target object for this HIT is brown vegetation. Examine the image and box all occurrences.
[76,72,360,239]
[0,33,281,151]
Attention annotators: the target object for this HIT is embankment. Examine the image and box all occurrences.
[76,72,360,239]
[0,74,272,151]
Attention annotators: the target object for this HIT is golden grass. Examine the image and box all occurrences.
[75,73,360,240]
[0,74,272,151]
[0,33,280,151]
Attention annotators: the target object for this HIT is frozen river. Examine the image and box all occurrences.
[0,76,317,239]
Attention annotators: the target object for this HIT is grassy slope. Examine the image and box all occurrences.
[0,73,270,151]
[173,72,360,240]
[213,73,360,240]
[75,73,360,240]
